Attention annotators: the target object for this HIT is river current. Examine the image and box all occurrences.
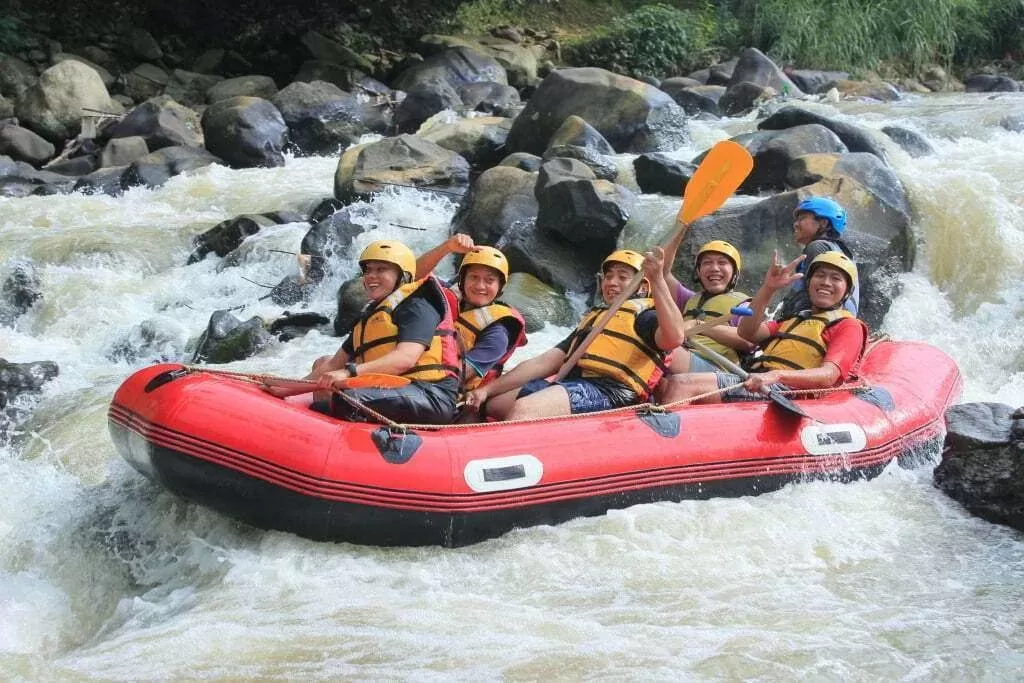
[1,93,1023,679]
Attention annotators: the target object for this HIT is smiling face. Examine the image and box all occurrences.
[696,252,735,294]
[793,211,825,245]
[461,264,503,308]
[600,262,639,304]
[360,260,402,302]
[807,263,850,310]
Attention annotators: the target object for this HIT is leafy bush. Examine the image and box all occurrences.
[565,3,718,80]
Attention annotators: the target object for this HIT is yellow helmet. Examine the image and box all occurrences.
[693,240,742,289]
[807,251,858,299]
[602,249,644,273]
[458,246,509,286]
[359,240,416,282]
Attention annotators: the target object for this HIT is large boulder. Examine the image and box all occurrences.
[187,213,280,264]
[419,116,512,171]
[0,124,55,166]
[120,145,222,190]
[0,54,37,99]
[107,97,204,151]
[759,105,894,161]
[392,45,508,93]
[301,207,371,282]
[190,311,272,364]
[450,165,539,246]
[496,219,598,295]
[934,403,1024,532]
[124,63,171,103]
[271,81,372,156]
[333,134,470,203]
[15,61,118,142]
[728,125,849,194]
[505,67,688,155]
[499,272,575,332]
[727,47,804,96]
[535,158,636,257]
[200,96,288,169]
[633,153,696,197]
[206,75,279,104]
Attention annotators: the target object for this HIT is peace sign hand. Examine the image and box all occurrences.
[763,251,805,291]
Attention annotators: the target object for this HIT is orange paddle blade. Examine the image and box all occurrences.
[676,140,754,224]
[342,373,411,389]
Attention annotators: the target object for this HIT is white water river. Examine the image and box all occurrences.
[1,93,1023,679]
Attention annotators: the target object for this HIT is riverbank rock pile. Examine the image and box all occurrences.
[935,403,1024,533]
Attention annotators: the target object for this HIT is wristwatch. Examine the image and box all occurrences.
[345,362,358,377]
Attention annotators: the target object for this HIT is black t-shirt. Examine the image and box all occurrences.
[343,292,442,356]
[555,307,661,407]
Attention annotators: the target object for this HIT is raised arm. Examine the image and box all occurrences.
[645,247,687,350]
[738,251,805,343]
[414,233,476,279]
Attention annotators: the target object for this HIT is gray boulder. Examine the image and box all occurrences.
[333,134,470,203]
[200,96,287,169]
[15,61,117,142]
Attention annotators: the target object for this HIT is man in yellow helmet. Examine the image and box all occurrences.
[305,239,461,423]
[463,247,686,420]
[663,236,756,373]
[661,251,868,403]
[415,234,527,395]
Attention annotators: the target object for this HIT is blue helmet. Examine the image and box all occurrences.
[794,197,847,234]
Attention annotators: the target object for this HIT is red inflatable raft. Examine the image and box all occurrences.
[108,339,961,547]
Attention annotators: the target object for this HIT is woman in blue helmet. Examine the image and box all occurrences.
[777,196,860,319]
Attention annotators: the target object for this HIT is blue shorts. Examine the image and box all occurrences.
[518,378,615,414]
[714,372,791,402]
[688,354,720,373]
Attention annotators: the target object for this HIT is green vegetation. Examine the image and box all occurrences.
[3,0,1022,80]
[564,4,723,80]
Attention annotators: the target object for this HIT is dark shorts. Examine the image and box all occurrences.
[518,378,618,414]
[714,372,791,402]
[311,379,458,424]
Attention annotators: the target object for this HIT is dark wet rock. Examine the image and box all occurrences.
[658,76,703,100]
[163,69,225,108]
[963,74,1021,93]
[188,214,278,264]
[788,70,849,94]
[506,67,688,155]
[719,81,776,117]
[334,276,370,336]
[0,124,55,166]
[670,85,726,117]
[0,358,59,408]
[394,83,463,134]
[0,54,38,99]
[99,136,149,168]
[0,260,42,325]
[392,45,508,93]
[420,116,512,171]
[881,126,936,157]
[268,310,331,341]
[206,75,279,104]
[934,402,1024,532]
[1000,114,1024,133]
[728,48,803,96]
[535,157,636,257]
[451,165,539,246]
[308,197,346,224]
[268,275,318,307]
[541,115,618,180]
[633,153,696,196]
[333,134,470,204]
[105,318,184,364]
[726,125,848,194]
[191,310,272,364]
[107,97,204,151]
[300,206,370,281]
[121,145,221,190]
[496,219,597,295]
[499,272,575,332]
[498,152,542,172]
[759,106,892,161]
[200,96,287,168]
[786,153,912,221]
[44,155,98,176]
[271,81,373,156]
[124,63,170,103]
[456,81,521,115]
[707,58,738,86]
[73,165,129,196]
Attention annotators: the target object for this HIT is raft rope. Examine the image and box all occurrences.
[180,334,893,431]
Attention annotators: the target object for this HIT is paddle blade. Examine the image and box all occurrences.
[766,388,816,421]
[677,140,754,224]
[343,373,412,389]
[260,373,411,398]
